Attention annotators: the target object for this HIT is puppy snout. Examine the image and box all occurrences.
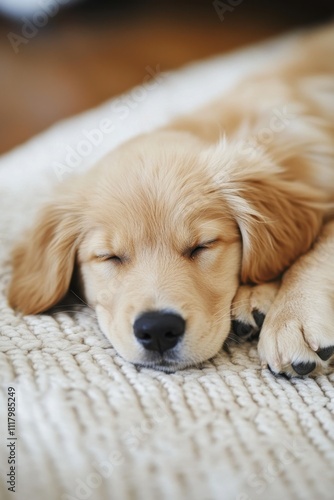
[133,311,185,354]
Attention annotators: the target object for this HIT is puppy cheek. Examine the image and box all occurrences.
[95,305,120,350]
[77,264,98,306]
[182,247,241,360]
[182,306,232,362]
[81,273,118,313]
[95,304,112,340]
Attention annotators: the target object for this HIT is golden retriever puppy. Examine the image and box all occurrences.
[9,24,334,375]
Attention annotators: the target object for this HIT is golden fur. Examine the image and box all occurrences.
[9,24,334,374]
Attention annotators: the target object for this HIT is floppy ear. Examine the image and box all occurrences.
[205,144,328,283]
[8,201,82,314]
[227,179,325,283]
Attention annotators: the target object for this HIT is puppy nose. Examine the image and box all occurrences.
[133,311,185,353]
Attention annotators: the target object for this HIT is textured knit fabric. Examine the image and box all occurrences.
[1,29,334,500]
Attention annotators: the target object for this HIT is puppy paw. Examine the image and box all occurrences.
[258,291,334,377]
[231,282,280,340]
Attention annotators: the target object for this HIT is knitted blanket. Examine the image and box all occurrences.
[1,28,333,500]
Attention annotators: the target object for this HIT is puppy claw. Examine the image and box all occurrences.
[267,364,290,378]
[268,366,292,379]
[291,360,316,376]
[266,358,281,374]
[316,345,334,361]
[268,364,278,375]
[308,340,319,351]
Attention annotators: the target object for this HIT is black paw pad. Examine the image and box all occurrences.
[291,361,316,376]
[252,310,265,328]
[232,320,253,337]
[316,346,334,361]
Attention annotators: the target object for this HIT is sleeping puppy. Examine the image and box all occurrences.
[9,24,334,376]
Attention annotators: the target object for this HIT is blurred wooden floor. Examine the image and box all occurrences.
[0,9,316,154]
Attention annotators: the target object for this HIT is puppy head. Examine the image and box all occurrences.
[9,133,241,370]
[71,133,242,371]
[9,131,325,371]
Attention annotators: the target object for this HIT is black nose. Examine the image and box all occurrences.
[133,311,185,354]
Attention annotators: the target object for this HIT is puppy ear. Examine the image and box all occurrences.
[229,179,325,283]
[8,201,82,314]
[205,144,327,283]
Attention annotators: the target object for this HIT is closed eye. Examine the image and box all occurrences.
[188,239,219,260]
[189,245,209,259]
[96,254,123,264]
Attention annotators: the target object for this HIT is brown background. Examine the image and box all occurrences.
[0,0,333,155]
